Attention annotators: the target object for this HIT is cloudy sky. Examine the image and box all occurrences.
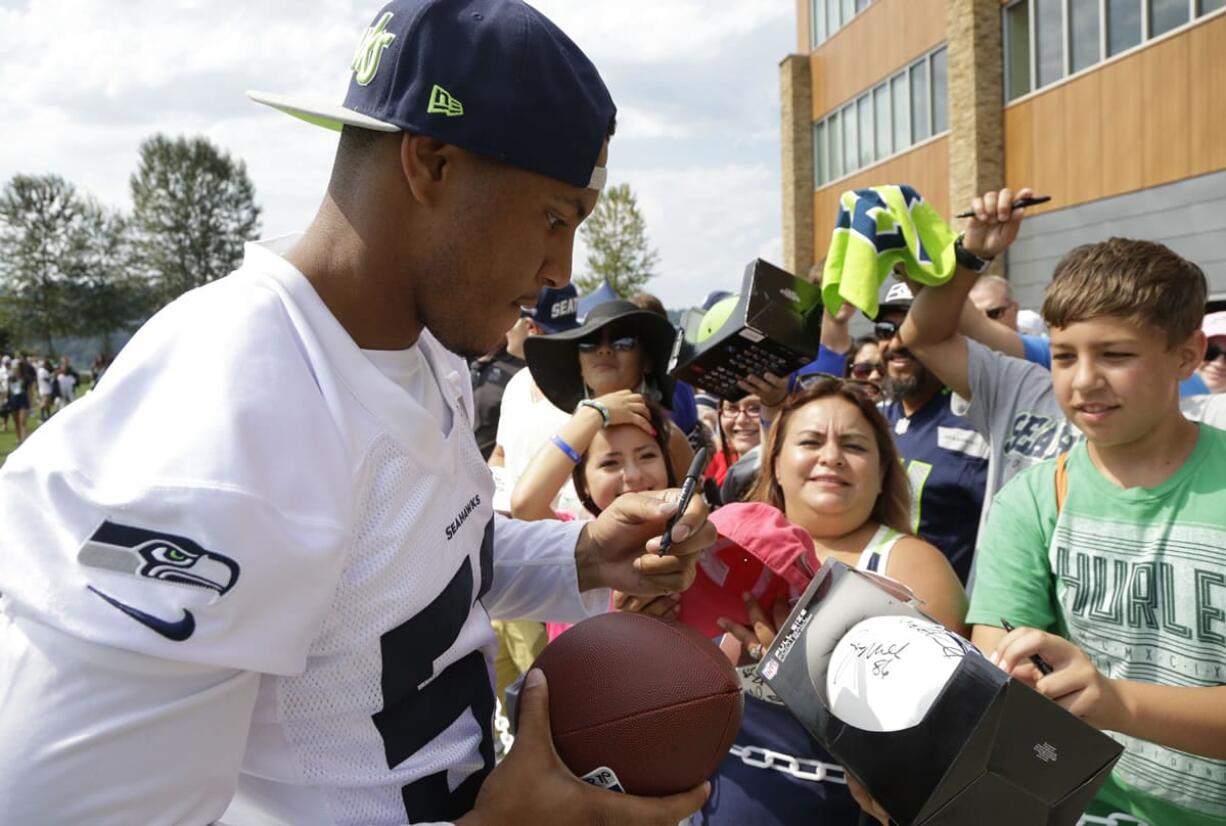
[0,0,795,310]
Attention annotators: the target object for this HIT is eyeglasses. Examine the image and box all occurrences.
[874,320,899,340]
[721,403,763,419]
[985,305,1012,321]
[577,332,639,353]
[849,361,884,380]
[1205,344,1225,363]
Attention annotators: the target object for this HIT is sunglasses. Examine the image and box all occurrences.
[985,305,1012,321]
[1205,344,1225,363]
[577,332,639,353]
[849,361,884,380]
[874,320,899,340]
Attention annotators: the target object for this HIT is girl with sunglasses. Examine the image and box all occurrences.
[525,299,694,481]
[844,335,883,401]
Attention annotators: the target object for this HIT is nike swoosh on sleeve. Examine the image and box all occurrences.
[87,586,197,641]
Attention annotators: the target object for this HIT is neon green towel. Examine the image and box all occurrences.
[821,185,958,319]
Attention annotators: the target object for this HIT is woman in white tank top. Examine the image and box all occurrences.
[728,377,968,646]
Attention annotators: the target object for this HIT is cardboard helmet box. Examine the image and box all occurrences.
[667,259,822,401]
[758,560,1123,826]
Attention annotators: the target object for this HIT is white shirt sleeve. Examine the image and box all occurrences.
[0,609,260,825]
[484,514,610,622]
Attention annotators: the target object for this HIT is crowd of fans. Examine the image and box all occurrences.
[472,187,1226,826]
[0,353,97,447]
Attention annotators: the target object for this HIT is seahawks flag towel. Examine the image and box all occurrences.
[821,185,958,319]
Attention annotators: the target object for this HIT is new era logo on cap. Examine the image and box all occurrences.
[246,0,615,192]
[427,84,464,117]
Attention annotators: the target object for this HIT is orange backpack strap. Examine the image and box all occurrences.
[1054,452,1070,514]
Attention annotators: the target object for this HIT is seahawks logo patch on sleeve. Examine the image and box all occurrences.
[78,521,242,642]
[78,520,240,597]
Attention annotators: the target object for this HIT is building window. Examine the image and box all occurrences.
[873,84,892,160]
[1035,0,1065,88]
[910,59,931,143]
[811,0,875,47]
[1005,2,1033,99]
[1151,0,1190,34]
[829,110,843,181]
[890,73,909,154]
[1005,0,1214,101]
[812,45,948,188]
[814,121,828,187]
[843,103,858,175]
[1069,0,1101,73]
[1107,0,1144,55]
[930,47,949,135]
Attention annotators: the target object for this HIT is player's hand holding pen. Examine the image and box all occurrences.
[575,455,716,597]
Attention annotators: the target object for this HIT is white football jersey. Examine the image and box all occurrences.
[0,238,604,825]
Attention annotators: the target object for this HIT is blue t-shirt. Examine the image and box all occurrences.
[882,390,988,584]
[1020,334,1208,396]
[670,380,699,436]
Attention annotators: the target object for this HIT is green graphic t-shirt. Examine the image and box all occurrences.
[968,423,1226,826]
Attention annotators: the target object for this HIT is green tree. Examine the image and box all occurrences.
[64,207,152,356]
[0,174,91,354]
[575,183,660,297]
[130,134,261,303]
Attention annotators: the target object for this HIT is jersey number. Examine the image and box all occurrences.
[373,518,496,823]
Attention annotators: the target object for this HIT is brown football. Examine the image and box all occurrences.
[531,611,744,796]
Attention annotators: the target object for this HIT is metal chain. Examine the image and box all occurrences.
[728,744,847,784]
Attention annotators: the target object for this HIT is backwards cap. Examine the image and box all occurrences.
[248,0,615,191]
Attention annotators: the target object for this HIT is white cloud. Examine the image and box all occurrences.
[0,0,796,312]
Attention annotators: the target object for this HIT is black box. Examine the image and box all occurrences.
[758,560,1123,825]
[666,259,822,401]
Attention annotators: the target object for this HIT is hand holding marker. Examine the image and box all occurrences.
[955,195,1050,218]
[659,447,708,555]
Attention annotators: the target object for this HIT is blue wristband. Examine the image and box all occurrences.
[551,434,582,464]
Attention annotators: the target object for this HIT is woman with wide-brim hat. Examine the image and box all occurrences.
[520,299,694,512]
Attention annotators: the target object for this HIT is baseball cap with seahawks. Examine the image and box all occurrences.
[248,0,615,192]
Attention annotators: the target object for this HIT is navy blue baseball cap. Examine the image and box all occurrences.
[522,285,580,334]
[247,0,615,191]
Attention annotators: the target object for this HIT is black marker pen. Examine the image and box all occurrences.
[659,447,708,555]
[956,195,1051,218]
[1000,618,1054,676]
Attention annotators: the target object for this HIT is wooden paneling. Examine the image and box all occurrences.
[1097,55,1145,196]
[1003,13,1226,214]
[1188,13,1226,175]
[1141,35,1191,185]
[812,137,950,261]
[797,0,812,54]
[1062,71,1103,204]
[811,0,946,119]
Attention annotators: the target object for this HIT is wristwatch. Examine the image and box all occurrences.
[577,398,611,428]
[954,234,993,274]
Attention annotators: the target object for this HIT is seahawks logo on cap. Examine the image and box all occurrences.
[78,520,239,597]
[352,11,397,86]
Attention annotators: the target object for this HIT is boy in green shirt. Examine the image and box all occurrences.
[967,229,1226,825]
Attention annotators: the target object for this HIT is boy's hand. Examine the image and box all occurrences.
[459,670,710,826]
[991,626,1128,731]
[961,186,1034,261]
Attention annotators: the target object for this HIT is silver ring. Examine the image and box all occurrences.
[748,643,764,661]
